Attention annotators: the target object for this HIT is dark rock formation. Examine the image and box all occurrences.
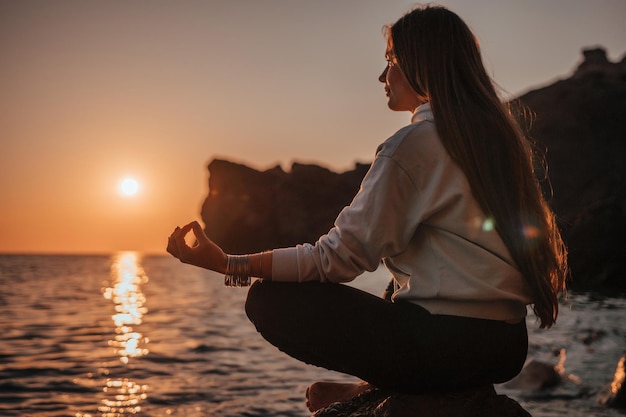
[312,385,531,417]
[503,360,562,391]
[201,159,369,254]
[200,47,626,289]
[515,47,626,290]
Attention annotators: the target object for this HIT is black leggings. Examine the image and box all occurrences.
[244,280,528,394]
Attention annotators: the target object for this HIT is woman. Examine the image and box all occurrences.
[167,5,568,413]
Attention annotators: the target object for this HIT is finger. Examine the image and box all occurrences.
[166,245,179,258]
[168,226,180,239]
[174,222,195,247]
[178,222,195,236]
[190,221,210,244]
[166,236,180,258]
[167,226,183,257]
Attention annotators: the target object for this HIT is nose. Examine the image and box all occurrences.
[378,66,388,83]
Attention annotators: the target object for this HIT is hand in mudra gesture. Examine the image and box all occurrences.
[167,221,228,273]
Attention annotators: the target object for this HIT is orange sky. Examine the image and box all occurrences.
[1,0,625,255]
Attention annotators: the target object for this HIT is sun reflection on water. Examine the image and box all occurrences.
[98,252,150,416]
[103,252,149,363]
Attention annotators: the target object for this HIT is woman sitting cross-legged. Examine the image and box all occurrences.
[167,5,568,413]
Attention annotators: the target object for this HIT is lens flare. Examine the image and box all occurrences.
[482,217,495,232]
[522,224,541,239]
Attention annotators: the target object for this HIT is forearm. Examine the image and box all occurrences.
[247,251,273,280]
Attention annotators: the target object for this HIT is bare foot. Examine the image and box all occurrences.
[305,381,372,412]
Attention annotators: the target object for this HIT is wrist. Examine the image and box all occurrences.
[219,253,228,274]
[224,254,251,287]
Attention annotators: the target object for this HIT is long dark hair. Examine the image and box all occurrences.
[387,5,568,328]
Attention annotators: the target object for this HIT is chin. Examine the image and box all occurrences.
[387,102,405,112]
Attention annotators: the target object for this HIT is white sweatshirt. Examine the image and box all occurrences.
[271,103,532,322]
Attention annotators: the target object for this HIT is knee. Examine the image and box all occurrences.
[494,323,529,383]
[245,279,287,332]
[245,280,308,335]
[244,279,267,327]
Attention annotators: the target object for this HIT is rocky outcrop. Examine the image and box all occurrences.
[200,47,626,289]
[515,47,626,289]
[503,360,562,392]
[312,385,531,417]
[201,159,369,254]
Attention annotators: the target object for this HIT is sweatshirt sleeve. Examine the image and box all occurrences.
[272,126,432,283]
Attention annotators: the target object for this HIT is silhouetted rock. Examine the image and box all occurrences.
[503,360,562,391]
[201,159,369,254]
[200,47,626,289]
[311,385,531,417]
[516,47,626,289]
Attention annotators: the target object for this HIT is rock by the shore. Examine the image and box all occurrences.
[309,352,625,415]
[201,159,369,254]
[503,360,562,392]
[515,47,626,290]
[312,385,531,417]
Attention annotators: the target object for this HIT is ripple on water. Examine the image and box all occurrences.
[1,255,625,417]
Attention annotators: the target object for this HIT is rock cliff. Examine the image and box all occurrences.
[201,159,370,254]
[200,47,626,289]
[515,47,626,289]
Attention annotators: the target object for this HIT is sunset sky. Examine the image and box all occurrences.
[1,0,625,255]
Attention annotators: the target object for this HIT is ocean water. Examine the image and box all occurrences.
[0,253,624,417]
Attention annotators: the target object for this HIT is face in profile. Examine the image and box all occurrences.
[378,51,423,112]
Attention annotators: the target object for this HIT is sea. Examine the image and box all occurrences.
[0,253,624,417]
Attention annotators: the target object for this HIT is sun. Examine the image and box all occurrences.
[119,177,140,197]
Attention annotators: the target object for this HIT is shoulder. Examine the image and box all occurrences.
[376,119,446,170]
[377,103,439,157]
